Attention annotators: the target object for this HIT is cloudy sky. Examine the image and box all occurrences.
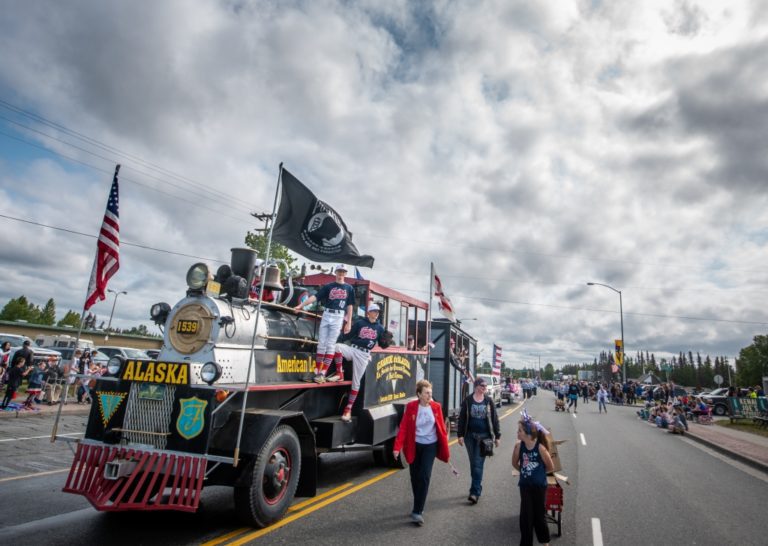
[1,0,767,370]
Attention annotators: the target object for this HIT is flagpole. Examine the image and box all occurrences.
[52,164,121,442]
[426,263,434,381]
[233,163,283,467]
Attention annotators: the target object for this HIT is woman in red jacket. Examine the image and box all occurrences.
[393,379,450,526]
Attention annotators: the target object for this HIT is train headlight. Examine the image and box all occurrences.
[150,302,171,326]
[186,263,210,290]
[107,355,125,377]
[201,361,222,385]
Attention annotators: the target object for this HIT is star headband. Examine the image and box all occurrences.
[521,408,550,436]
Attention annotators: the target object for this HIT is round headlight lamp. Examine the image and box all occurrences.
[201,361,222,385]
[150,302,171,325]
[107,355,125,376]
[186,263,210,290]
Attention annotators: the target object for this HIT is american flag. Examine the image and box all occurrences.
[431,263,456,322]
[85,165,121,310]
[492,344,502,378]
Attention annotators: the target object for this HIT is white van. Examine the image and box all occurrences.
[35,334,94,350]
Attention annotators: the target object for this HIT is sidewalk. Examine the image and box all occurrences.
[684,420,768,473]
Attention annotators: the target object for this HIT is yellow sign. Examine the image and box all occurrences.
[375,355,412,381]
[177,319,199,335]
[614,339,623,365]
[121,360,189,385]
[276,355,311,373]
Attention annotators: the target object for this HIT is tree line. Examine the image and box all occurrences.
[476,337,767,389]
[0,295,158,337]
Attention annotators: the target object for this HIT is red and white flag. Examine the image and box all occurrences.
[85,165,121,310]
[431,263,456,322]
[492,344,502,378]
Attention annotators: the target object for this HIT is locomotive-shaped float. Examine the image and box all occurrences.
[55,248,431,527]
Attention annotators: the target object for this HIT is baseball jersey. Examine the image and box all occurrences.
[343,318,385,351]
[314,282,355,312]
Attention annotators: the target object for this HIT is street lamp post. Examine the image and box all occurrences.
[529,353,541,378]
[587,282,625,384]
[105,289,127,341]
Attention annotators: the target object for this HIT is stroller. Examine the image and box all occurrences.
[555,397,566,412]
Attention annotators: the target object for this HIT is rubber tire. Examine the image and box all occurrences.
[556,510,562,536]
[233,425,301,528]
[376,436,407,469]
[714,404,727,416]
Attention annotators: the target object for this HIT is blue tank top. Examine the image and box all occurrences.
[518,440,547,488]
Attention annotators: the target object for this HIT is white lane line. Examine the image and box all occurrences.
[572,412,577,419]
[592,518,604,546]
[580,433,587,446]
[0,432,82,442]
[0,468,70,483]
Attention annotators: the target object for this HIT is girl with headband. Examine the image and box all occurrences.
[512,410,554,546]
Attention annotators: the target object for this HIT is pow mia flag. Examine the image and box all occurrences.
[272,168,375,267]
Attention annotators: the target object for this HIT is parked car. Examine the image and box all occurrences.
[145,349,161,359]
[95,346,151,360]
[476,373,502,408]
[699,387,750,416]
[1,333,62,368]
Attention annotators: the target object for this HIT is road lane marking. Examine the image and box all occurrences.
[0,468,69,483]
[572,413,577,419]
[580,433,586,446]
[223,469,399,544]
[288,482,354,512]
[201,483,355,546]
[0,432,83,442]
[592,518,603,546]
[208,405,524,544]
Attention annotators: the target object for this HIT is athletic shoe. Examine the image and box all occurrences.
[326,374,342,382]
[313,374,326,384]
[468,495,478,504]
[341,412,352,422]
[302,373,315,383]
[410,513,424,525]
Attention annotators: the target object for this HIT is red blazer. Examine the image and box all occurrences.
[393,400,450,464]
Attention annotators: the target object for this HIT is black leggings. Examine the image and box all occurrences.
[568,396,577,410]
[2,386,17,408]
[519,485,550,546]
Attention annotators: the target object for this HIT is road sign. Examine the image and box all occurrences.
[714,374,723,386]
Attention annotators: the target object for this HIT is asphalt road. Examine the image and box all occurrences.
[1,394,767,545]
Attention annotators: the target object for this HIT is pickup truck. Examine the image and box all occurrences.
[476,373,502,407]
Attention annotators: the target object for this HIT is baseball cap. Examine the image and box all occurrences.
[334,264,348,272]
[474,377,487,387]
[367,303,380,312]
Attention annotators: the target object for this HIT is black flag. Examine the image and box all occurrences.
[272,168,375,267]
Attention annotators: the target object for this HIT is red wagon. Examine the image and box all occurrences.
[545,478,563,536]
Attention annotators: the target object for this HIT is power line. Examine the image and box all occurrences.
[3,211,765,328]
[0,213,227,263]
[0,98,262,210]
[386,285,768,326]
[0,114,259,217]
[0,129,255,226]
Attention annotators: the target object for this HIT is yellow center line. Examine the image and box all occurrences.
[287,482,354,512]
[206,403,525,544]
[226,470,399,545]
[0,468,69,484]
[201,527,252,546]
